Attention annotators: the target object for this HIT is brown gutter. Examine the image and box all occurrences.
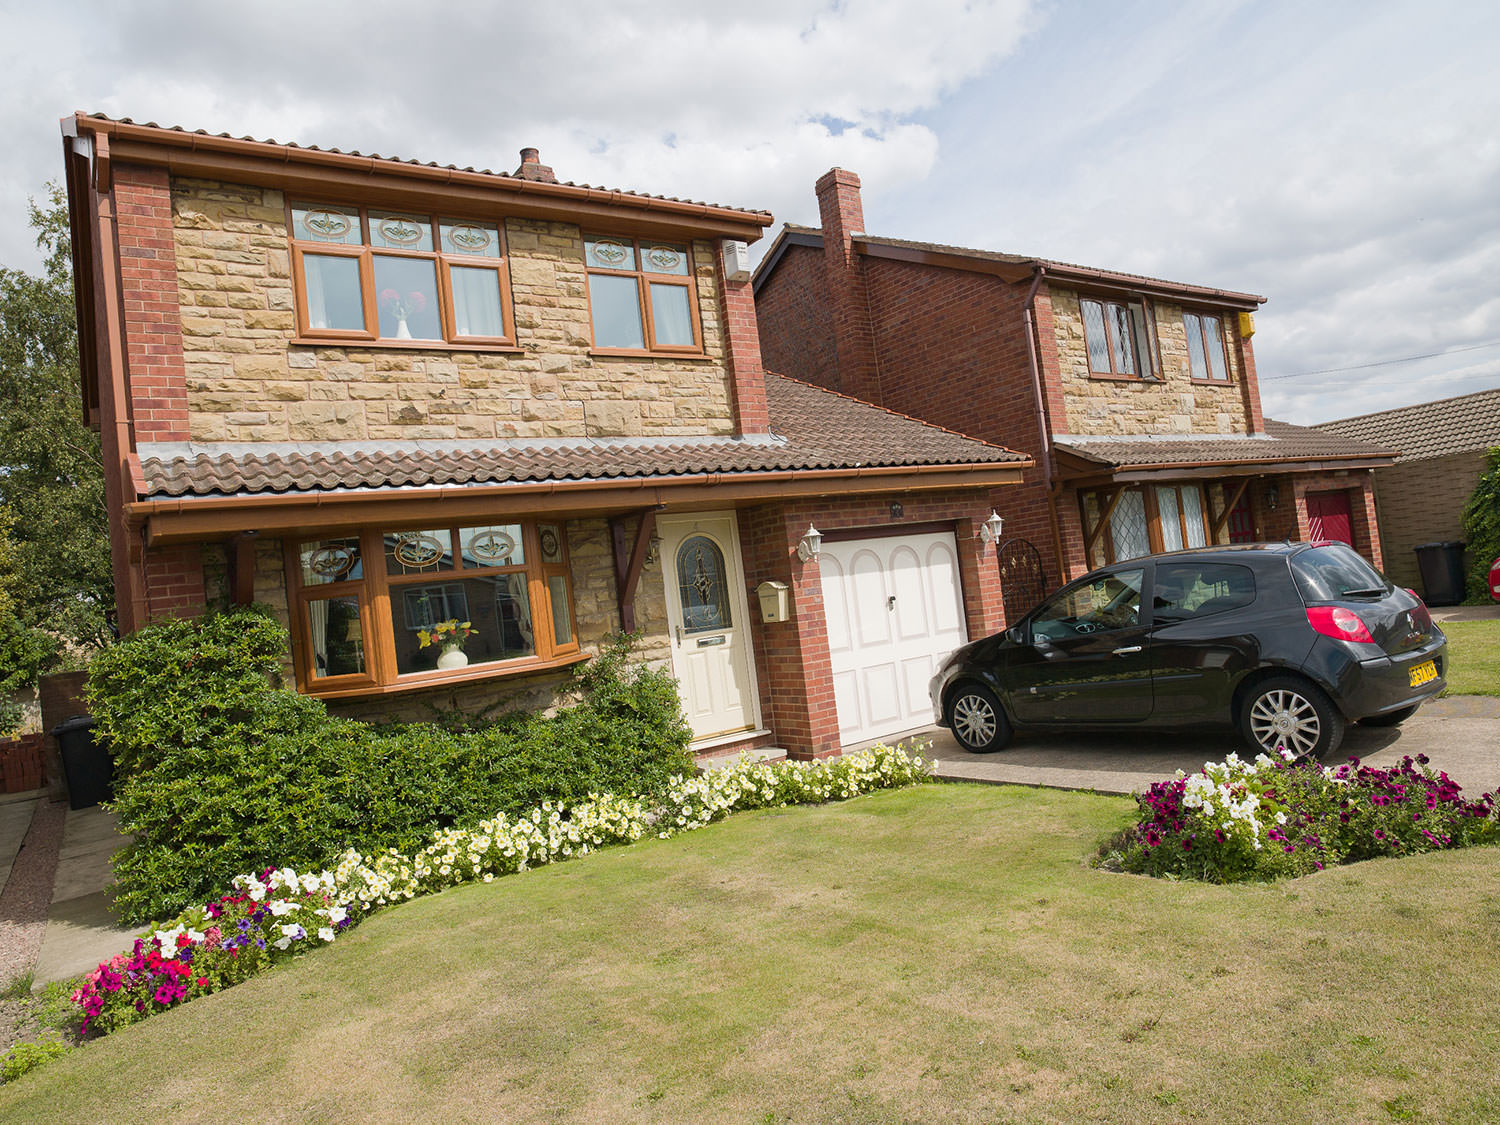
[128,460,1032,544]
[1022,266,1069,587]
[74,115,773,240]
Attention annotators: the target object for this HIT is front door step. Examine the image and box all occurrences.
[696,746,788,772]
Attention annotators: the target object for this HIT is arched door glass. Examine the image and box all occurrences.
[676,535,731,633]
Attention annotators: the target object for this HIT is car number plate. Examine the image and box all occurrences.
[1408,660,1437,688]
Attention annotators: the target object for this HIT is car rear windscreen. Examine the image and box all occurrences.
[1290,543,1389,602]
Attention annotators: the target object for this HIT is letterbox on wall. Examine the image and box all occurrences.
[757,580,790,622]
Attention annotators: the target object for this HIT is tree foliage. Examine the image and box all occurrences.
[0,184,112,681]
[1461,447,1500,604]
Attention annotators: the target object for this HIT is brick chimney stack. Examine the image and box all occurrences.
[514,147,557,183]
[814,168,880,404]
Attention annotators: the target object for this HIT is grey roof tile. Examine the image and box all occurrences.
[1313,387,1500,463]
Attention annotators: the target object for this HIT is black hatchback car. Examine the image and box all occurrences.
[930,542,1446,758]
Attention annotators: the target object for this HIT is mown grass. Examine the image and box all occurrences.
[1441,619,1500,695]
[3,783,1499,1122]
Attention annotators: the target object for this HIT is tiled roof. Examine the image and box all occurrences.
[769,225,1264,305]
[1053,420,1396,471]
[1313,386,1500,463]
[136,374,1028,499]
[74,114,773,222]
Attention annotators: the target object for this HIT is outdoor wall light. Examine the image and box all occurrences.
[1265,483,1280,510]
[796,524,823,562]
[979,510,1005,546]
[644,533,662,566]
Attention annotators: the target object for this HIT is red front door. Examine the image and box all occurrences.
[1305,490,1353,545]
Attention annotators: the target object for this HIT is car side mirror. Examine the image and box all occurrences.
[1006,625,1029,645]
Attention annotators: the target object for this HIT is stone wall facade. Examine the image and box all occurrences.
[1050,287,1249,436]
[169,178,739,443]
[1370,452,1487,590]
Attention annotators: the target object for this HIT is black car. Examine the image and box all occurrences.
[930,542,1446,758]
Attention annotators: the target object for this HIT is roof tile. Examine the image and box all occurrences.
[1054,420,1396,470]
[1313,386,1500,463]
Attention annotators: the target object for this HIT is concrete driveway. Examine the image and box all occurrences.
[922,695,1500,797]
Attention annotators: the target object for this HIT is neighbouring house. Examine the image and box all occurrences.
[1315,386,1500,591]
[61,115,1032,759]
[753,169,1398,620]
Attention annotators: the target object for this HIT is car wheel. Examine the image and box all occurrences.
[1360,704,1420,728]
[947,684,1012,753]
[1240,676,1345,760]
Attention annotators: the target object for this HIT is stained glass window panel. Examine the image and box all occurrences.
[292,204,361,245]
[676,535,731,633]
[585,237,636,271]
[384,529,454,575]
[368,211,433,252]
[300,537,363,586]
[458,525,524,568]
[440,220,502,258]
[641,242,690,276]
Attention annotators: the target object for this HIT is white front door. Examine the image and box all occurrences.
[659,513,759,741]
[820,530,969,745]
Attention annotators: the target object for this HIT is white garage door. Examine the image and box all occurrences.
[820,531,969,745]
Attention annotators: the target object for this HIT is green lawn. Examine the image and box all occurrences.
[1441,619,1500,695]
[4,784,1500,1122]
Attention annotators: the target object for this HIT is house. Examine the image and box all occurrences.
[753,169,1397,619]
[60,115,1032,760]
[1315,386,1500,592]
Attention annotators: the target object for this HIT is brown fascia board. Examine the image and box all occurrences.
[780,223,1266,308]
[129,461,1031,545]
[1053,451,1395,484]
[65,115,774,243]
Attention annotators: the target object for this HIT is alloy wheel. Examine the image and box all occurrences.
[1248,688,1322,758]
[952,692,997,748]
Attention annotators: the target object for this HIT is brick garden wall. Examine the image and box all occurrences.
[1370,453,1487,589]
[0,733,45,794]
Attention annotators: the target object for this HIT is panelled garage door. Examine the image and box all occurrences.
[820,531,969,745]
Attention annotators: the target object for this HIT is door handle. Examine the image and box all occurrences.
[887,596,896,611]
[1112,645,1143,655]
[675,625,682,646]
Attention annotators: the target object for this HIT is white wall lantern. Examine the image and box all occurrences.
[796,524,822,562]
[979,511,1004,547]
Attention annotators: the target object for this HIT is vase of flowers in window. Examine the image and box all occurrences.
[418,619,475,669]
[380,288,427,339]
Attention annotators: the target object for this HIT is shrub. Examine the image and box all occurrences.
[1461,447,1500,604]
[1,1037,70,1084]
[88,610,694,923]
[1103,751,1498,882]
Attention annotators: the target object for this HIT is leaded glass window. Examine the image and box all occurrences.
[676,535,731,633]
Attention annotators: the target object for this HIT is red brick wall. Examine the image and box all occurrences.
[114,164,188,442]
[815,170,881,402]
[144,542,207,621]
[717,252,770,435]
[738,488,1007,759]
[755,244,838,386]
[1255,471,1384,570]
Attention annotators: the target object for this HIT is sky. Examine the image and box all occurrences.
[1,0,1496,425]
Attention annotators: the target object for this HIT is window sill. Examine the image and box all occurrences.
[291,337,524,355]
[1187,377,1236,386]
[303,650,588,700]
[1086,372,1163,384]
[588,347,711,362]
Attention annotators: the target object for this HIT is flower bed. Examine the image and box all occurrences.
[1102,751,1499,882]
[63,744,931,1044]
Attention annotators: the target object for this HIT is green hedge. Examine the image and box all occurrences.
[1462,447,1500,603]
[87,608,693,923]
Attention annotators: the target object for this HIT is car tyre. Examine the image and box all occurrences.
[1360,704,1420,728]
[1240,675,1345,760]
[947,683,1012,753]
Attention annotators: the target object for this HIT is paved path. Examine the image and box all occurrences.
[925,695,1500,796]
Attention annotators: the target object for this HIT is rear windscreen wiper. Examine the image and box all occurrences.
[1340,586,1386,597]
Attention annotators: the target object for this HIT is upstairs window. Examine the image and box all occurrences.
[1184,311,1231,382]
[584,236,702,353]
[1080,297,1159,379]
[290,203,516,346]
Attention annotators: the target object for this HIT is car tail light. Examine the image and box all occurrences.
[1405,589,1434,631]
[1306,606,1374,643]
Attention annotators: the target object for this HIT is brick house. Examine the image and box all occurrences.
[60,115,1031,759]
[1315,386,1500,593]
[754,169,1397,620]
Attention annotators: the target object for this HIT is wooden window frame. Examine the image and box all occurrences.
[1081,482,1210,565]
[286,521,580,699]
[1183,309,1233,384]
[289,202,518,348]
[583,235,705,357]
[1079,295,1161,381]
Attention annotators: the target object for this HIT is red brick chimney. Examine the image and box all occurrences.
[814,168,881,404]
[514,147,557,183]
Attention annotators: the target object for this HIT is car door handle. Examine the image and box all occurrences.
[1113,645,1143,655]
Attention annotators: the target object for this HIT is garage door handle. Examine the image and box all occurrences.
[1113,645,1143,656]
